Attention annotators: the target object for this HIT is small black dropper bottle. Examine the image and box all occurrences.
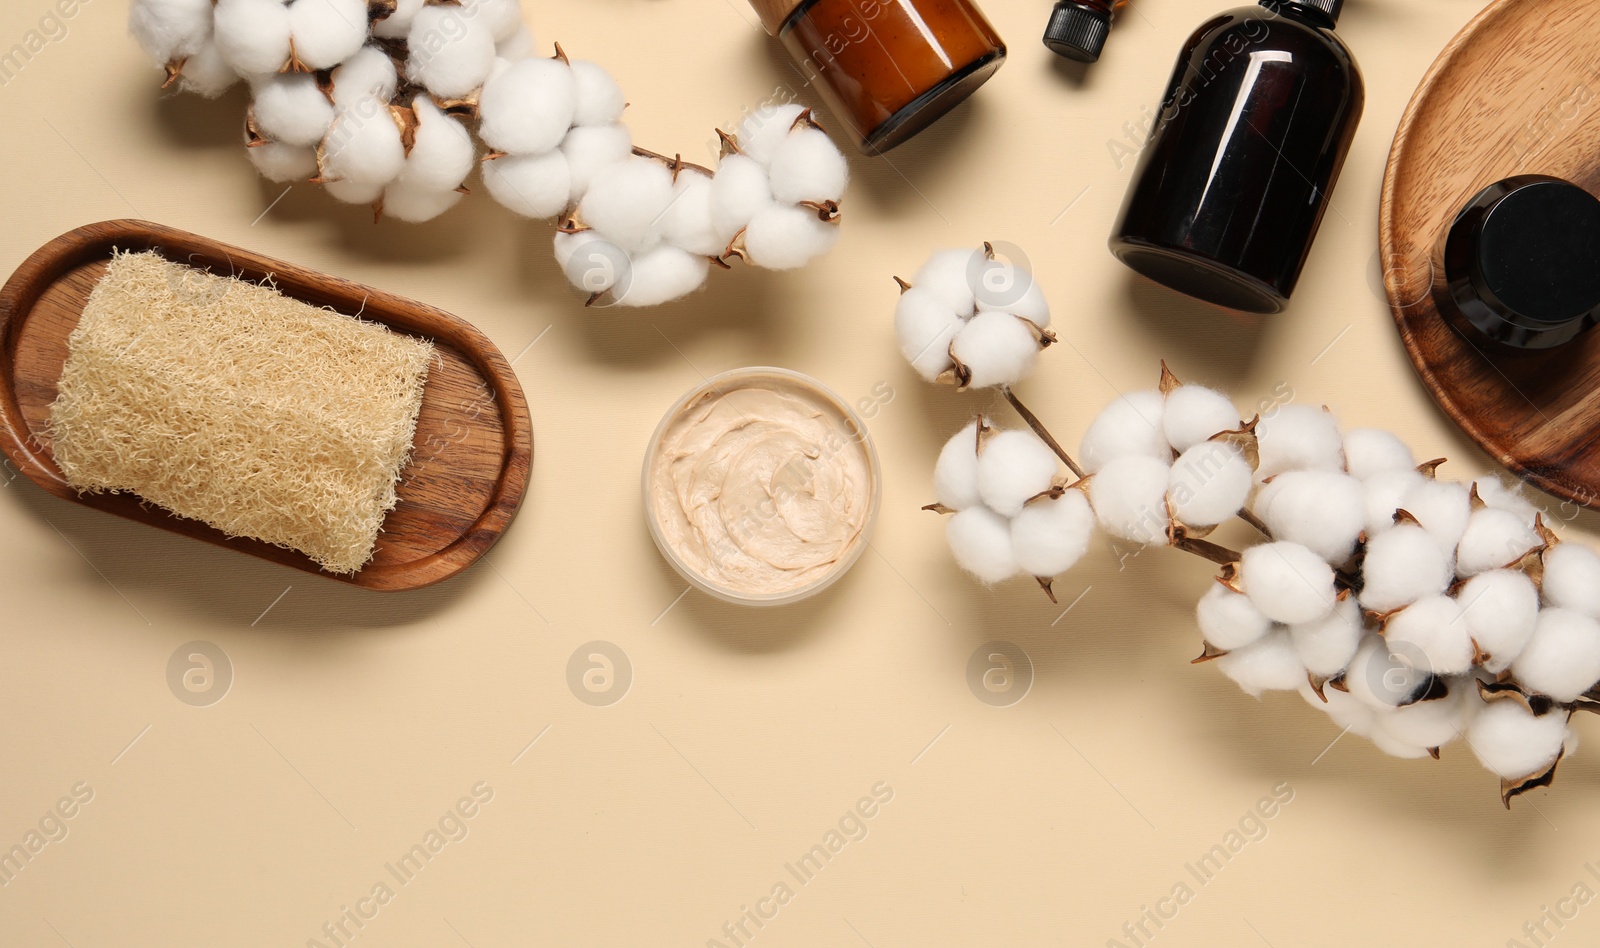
[1043,0,1119,63]
[1108,0,1364,314]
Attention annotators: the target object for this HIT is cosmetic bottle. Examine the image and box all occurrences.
[1042,0,1122,64]
[748,0,1006,153]
[1108,0,1363,314]
[1435,175,1600,350]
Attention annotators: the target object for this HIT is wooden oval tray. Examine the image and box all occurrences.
[0,220,533,591]
[1380,0,1600,509]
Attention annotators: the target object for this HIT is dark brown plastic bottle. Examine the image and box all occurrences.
[1109,0,1363,314]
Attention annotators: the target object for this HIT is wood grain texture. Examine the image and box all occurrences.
[0,220,533,591]
[1380,0,1600,508]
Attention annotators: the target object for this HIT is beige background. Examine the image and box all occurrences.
[2,0,1597,945]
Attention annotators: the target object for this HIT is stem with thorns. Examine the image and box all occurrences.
[1001,387,1086,479]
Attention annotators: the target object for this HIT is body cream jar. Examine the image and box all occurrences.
[748,0,1006,153]
[643,368,881,605]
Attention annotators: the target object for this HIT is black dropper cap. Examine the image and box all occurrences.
[1260,0,1343,26]
[1043,1,1112,63]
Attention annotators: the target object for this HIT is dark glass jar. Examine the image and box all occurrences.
[1109,0,1363,314]
[749,0,1006,153]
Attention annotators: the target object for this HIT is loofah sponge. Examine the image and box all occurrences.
[48,251,432,574]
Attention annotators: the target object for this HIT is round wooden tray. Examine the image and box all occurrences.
[1379,0,1600,509]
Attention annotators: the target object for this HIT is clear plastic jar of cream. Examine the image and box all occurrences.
[747,0,1006,153]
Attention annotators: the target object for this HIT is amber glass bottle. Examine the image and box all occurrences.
[1108,0,1363,313]
[749,0,1006,153]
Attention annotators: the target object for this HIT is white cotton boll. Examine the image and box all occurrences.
[1256,470,1366,565]
[912,248,980,317]
[661,173,722,258]
[934,422,982,512]
[1342,428,1415,481]
[768,128,849,205]
[1359,524,1452,613]
[178,41,241,98]
[555,230,631,295]
[743,204,840,270]
[1467,700,1569,780]
[1080,390,1168,474]
[568,60,626,128]
[323,177,384,205]
[1381,685,1469,751]
[247,140,317,183]
[1215,630,1305,697]
[406,5,497,99]
[1168,441,1252,528]
[1299,680,1377,738]
[1474,476,1540,525]
[1455,507,1541,577]
[946,506,1020,585]
[895,287,963,383]
[331,47,398,109]
[129,0,215,63]
[1512,608,1600,702]
[735,103,807,168]
[482,151,571,219]
[495,25,537,60]
[611,245,710,307]
[1196,582,1272,651]
[1162,385,1240,452]
[380,181,463,223]
[1542,543,1600,618]
[478,57,576,156]
[1344,635,1433,710]
[975,430,1059,518]
[1091,455,1172,546]
[373,0,424,39]
[579,157,675,254]
[1369,729,1434,759]
[1397,478,1471,554]
[1383,594,1473,676]
[213,0,292,77]
[708,154,774,244]
[562,124,632,202]
[250,73,335,148]
[972,262,1050,326]
[399,99,475,192]
[948,312,1039,389]
[1459,570,1539,673]
[1289,597,1361,677]
[1363,468,1423,538]
[320,104,406,187]
[1010,491,1094,578]
[461,0,523,42]
[286,0,367,71]
[1240,541,1337,625]
[1255,405,1343,481]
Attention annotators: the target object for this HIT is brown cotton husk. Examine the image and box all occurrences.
[1307,672,1331,702]
[431,90,481,118]
[1191,642,1228,664]
[1036,576,1057,603]
[921,502,956,515]
[1503,750,1563,809]
[162,59,184,90]
[368,0,399,22]
[1209,415,1261,471]
[892,275,911,294]
[1417,457,1448,478]
[1476,678,1559,717]
[1158,360,1181,396]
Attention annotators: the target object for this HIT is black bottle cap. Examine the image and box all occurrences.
[1261,0,1343,26]
[1043,2,1111,63]
[1436,175,1600,350]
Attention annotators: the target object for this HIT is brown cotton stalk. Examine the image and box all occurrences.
[716,129,743,159]
[1237,507,1272,539]
[1170,526,1241,567]
[631,146,715,182]
[999,387,1086,479]
[1036,576,1058,603]
[921,503,956,515]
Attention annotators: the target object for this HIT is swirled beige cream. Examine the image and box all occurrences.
[646,370,879,602]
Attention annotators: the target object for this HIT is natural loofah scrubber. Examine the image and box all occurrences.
[48,251,433,574]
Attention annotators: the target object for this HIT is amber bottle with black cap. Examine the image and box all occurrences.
[1109,0,1363,313]
[748,0,1006,153]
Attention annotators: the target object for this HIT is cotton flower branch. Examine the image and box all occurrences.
[891,244,1600,805]
[128,0,850,308]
